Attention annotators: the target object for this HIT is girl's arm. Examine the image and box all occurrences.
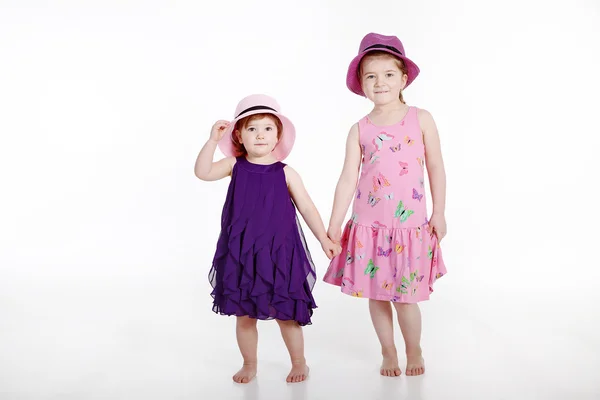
[328,123,362,242]
[419,108,447,239]
[194,120,236,181]
[285,166,341,259]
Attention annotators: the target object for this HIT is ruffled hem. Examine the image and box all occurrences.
[323,219,446,302]
[209,216,317,326]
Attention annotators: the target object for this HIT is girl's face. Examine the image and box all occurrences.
[236,116,280,158]
[360,56,408,105]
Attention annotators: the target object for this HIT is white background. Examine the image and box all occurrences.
[1,1,599,399]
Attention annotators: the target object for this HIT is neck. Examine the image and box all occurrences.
[245,153,277,165]
[371,100,407,115]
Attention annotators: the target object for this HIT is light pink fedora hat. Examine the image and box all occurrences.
[218,94,295,161]
[346,32,420,97]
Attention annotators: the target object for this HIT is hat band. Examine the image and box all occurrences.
[236,105,277,119]
[363,44,404,56]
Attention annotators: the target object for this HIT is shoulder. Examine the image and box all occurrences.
[415,107,437,132]
[348,122,360,139]
[416,107,434,122]
[283,164,300,179]
[283,164,302,187]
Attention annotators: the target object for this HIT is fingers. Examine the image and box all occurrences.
[431,225,447,242]
[438,231,447,242]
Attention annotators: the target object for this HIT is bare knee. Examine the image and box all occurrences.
[237,316,258,329]
[370,299,393,310]
[276,319,299,329]
[392,302,418,312]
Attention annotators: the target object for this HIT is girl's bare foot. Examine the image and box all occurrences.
[381,348,402,377]
[286,363,309,383]
[233,363,257,384]
[406,350,425,376]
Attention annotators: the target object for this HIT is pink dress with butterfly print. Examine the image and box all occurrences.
[323,107,446,302]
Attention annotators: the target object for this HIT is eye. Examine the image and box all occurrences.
[366,74,375,79]
[265,127,273,131]
[247,127,255,132]
[386,73,394,77]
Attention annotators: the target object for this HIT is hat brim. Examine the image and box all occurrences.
[217,109,296,161]
[346,49,420,96]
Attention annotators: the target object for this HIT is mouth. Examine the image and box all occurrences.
[254,143,268,146]
[374,90,389,94]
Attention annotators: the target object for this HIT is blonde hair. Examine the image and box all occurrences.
[231,113,283,157]
[358,51,409,104]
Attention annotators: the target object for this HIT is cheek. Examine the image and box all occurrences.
[239,132,252,143]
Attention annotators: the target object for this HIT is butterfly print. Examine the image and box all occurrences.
[372,173,391,192]
[404,135,414,146]
[412,188,423,202]
[394,242,404,254]
[373,132,395,151]
[377,246,392,257]
[398,276,410,294]
[389,143,401,152]
[369,152,380,164]
[410,270,424,283]
[394,200,414,223]
[399,161,409,176]
[364,259,379,278]
[346,251,354,265]
[367,191,381,207]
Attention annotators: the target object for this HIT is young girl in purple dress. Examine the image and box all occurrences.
[194,94,340,384]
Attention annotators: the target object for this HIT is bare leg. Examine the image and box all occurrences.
[369,299,402,377]
[392,303,425,376]
[276,319,309,383]
[232,316,258,383]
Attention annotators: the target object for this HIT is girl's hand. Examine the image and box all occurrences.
[210,120,231,143]
[327,225,341,244]
[429,213,447,242]
[321,237,342,260]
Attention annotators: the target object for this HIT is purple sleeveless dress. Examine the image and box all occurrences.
[209,157,317,326]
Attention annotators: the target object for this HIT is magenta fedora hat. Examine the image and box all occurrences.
[218,94,296,161]
[346,32,420,96]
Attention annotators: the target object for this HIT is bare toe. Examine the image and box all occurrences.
[233,364,257,384]
[406,355,425,377]
[381,354,401,377]
[287,364,309,383]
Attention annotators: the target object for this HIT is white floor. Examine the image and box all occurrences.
[1,276,598,400]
